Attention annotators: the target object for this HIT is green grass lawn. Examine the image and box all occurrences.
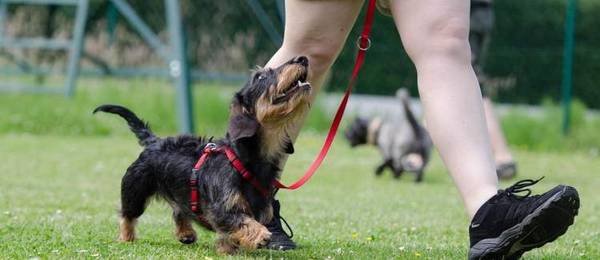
[1,132,598,259]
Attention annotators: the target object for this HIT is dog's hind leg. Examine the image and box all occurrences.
[118,159,156,242]
[171,206,197,244]
[415,170,424,183]
[375,159,392,176]
[392,166,405,179]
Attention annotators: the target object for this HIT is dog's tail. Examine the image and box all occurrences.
[93,104,157,146]
[396,89,424,139]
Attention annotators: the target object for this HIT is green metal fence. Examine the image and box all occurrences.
[1,0,595,134]
[0,0,286,133]
[0,0,194,133]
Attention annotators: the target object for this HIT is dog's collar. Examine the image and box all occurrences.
[367,117,383,145]
[189,143,270,214]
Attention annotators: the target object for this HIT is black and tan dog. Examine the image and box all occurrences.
[93,56,311,254]
[345,89,432,182]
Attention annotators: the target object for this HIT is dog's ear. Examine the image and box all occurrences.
[228,93,259,141]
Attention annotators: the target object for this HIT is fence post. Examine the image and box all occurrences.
[0,2,7,37]
[166,0,194,134]
[65,0,89,96]
[561,0,577,135]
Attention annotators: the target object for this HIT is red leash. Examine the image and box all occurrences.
[272,0,377,190]
[190,0,377,211]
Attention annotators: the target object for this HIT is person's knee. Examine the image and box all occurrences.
[404,18,471,66]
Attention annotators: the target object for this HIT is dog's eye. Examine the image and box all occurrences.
[254,73,266,81]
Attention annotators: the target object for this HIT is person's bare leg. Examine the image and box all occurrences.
[483,97,514,165]
[265,0,364,141]
[390,0,497,218]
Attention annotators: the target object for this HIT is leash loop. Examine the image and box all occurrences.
[356,35,372,51]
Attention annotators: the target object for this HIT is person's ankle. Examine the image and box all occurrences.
[494,154,514,165]
[467,189,497,220]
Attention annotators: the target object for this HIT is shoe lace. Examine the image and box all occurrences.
[270,189,294,238]
[501,177,544,200]
[277,215,294,238]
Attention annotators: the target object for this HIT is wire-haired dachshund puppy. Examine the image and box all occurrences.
[93,56,311,254]
[345,89,432,182]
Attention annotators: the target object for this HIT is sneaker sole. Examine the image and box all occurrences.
[468,185,580,260]
[261,243,297,251]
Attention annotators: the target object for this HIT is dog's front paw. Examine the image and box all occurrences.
[216,237,238,255]
[255,225,272,248]
[231,218,272,251]
[177,229,197,244]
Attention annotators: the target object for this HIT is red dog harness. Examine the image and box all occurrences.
[189,143,270,214]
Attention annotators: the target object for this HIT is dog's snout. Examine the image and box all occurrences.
[293,56,309,66]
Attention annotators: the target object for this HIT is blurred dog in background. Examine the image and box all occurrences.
[345,89,432,182]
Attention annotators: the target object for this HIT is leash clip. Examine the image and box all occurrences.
[356,35,371,51]
[204,143,218,153]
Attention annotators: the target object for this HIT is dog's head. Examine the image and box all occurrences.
[227,56,312,155]
[345,117,370,147]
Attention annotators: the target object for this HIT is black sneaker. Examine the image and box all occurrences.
[468,178,579,260]
[263,199,296,250]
